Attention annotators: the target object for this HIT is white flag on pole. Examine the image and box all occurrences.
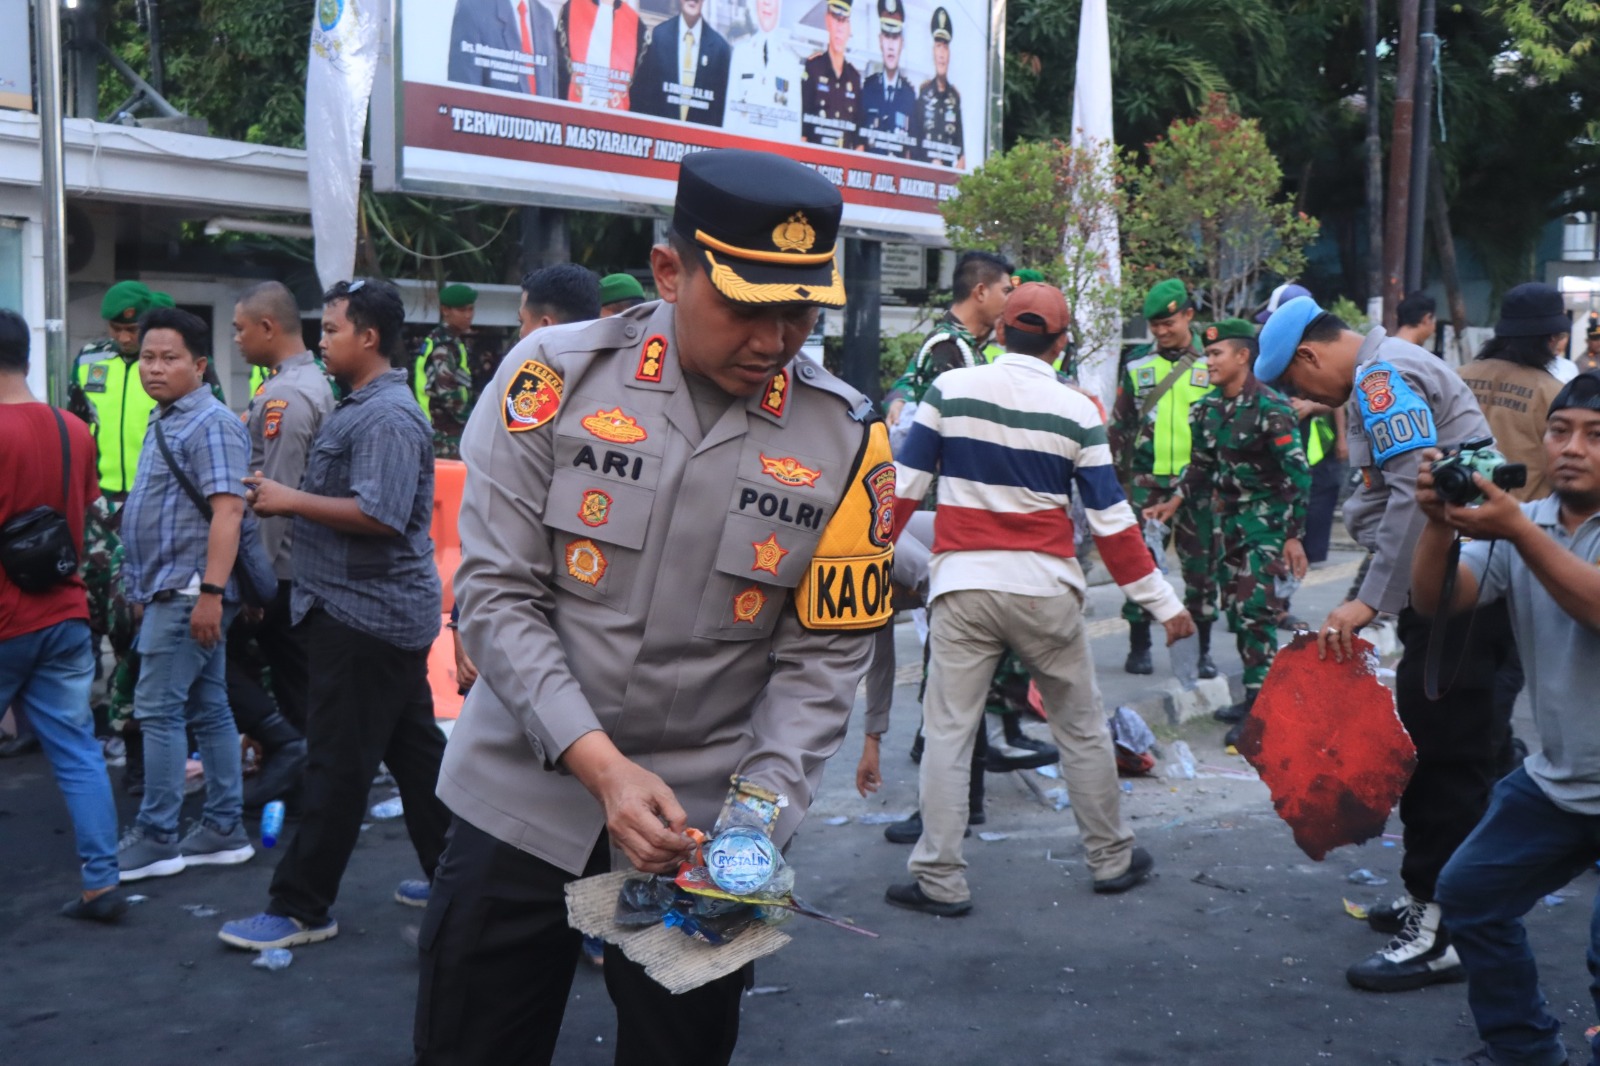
[305,0,379,291]
[1069,0,1121,410]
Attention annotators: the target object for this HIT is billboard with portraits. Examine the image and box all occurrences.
[372,0,1001,240]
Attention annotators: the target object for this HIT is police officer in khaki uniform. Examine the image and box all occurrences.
[414,148,894,1066]
[802,0,863,148]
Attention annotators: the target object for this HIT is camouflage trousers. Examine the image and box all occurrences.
[1120,475,1218,625]
[1219,527,1290,690]
[82,496,139,731]
[432,432,462,461]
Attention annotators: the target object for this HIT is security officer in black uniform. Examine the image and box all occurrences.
[860,0,916,158]
[802,0,862,149]
[914,6,964,168]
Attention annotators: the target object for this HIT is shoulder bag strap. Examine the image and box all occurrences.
[1136,353,1197,424]
[51,408,71,510]
[152,419,214,521]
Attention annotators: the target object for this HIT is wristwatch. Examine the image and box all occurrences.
[199,582,226,597]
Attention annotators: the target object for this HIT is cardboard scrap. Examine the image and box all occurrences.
[564,871,791,995]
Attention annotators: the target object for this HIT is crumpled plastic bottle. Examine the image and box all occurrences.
[1164,740,1198,780]
[1143,519,1170,573]
[370,796,404,820]
[252,948,293,971]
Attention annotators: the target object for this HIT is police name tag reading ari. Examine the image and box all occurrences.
[799,552,893,630]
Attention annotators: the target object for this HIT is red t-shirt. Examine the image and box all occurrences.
[0,404,100,642]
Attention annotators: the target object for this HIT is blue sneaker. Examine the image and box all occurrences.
[394,879,430,908]
[217,912,338,951]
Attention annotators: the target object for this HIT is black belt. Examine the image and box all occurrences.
[150,589,186,603]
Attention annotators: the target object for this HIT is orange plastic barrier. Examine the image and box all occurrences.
[429,615,467,719]
[431,460,468,717]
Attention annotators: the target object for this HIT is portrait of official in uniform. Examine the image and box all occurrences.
[447,0,559,97]
[914,5,964,168]
[801,0,862,149]
[859,0,915,157]
[725,0,804,140]
[557,0,646,110]
[630,0,732,125]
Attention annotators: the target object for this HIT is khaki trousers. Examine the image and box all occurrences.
[908,588,1134,903]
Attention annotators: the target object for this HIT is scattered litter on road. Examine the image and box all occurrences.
[1164,741,1197,780]
[834,1018,861,1027]
[370,797,404,820]
[1035,764,1061,779]
[1042,788,1071,811]
[1120,781,1134,794]
[746,986,790,997]
[1342,898,1370,920]
[821,816,849,826]
[1346,868,1388,886]
[1542,894,1567,907]
[977,831,1009,842]
[1381,841,1396,848]
[1281,956,1300,966]
[181,904,218,918]
[1196,765,1260,781]
[857,812,910,825]
[125,894,148,904]
[1381,833,1402,840]
[252,949,293,971]
[1192,872,1248,893]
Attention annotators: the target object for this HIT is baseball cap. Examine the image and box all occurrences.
[1255,282,1313,324]
[1001,282,1069,335]
[1550,371,1600,417]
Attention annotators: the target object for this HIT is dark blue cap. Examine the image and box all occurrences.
[1256,296,1325,383]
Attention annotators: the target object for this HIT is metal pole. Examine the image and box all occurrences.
[1404,0,1437,293]
[35,0,71,406]
[1383,0,1420,330]
[1363,0,1384,320]
[842,239,883,400]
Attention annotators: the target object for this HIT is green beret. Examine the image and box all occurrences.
[147,291,176,309]
[439,284,478,308]
[598,273,645,305]
[101,281,153,323]
[1142,278,1190,322]
[1013,268,1046,284]
[1202,318,1256,344]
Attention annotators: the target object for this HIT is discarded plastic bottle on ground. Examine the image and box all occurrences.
[705,825,779,895]
[260,800,285,848]
[252,948,293,971]
[370,796,404,820]
[1164,740,1197,780]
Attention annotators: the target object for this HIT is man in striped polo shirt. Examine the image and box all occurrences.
[882,283,1195,916]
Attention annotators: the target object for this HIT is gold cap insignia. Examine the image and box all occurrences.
[1205,327,1218,341]
[773,213,817,254]
[1167,300,1178,313]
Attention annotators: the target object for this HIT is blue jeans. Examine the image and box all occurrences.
[132,597,242,836]
[0,619,119,891]
[1437,768,1600,1066]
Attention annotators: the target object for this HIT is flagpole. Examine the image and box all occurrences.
[1069,0,1121,411]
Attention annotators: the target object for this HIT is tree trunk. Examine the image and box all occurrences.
[1364,0,1384,313]
[1428,156,1470,365]
[1384,0,1420,330]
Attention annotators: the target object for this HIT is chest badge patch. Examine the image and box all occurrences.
[863,461,897,548]
[504,360,563,432]
[1191,366,1209,388]
[565,539,608,585]
[759,453,822,487]
[637,335,667,383]
[581,407,648,444]
[263,403,286,440]
[751,533,789,575]
[578,489,612,528]
[732,585,768,624]
[760,370,789,418]
[1136,366,1156,389]
[1358,369,1395,414]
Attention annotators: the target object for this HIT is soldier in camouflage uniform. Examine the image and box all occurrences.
[1145,319,1310,731]
[412,283,478,459]
[884,251,1012,417]
[1109,278,1219,676]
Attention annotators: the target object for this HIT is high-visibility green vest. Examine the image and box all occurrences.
[74,354,157,495]
[1123,348,1213,477]
[412,332,471,419]
[1305,414,1335,466]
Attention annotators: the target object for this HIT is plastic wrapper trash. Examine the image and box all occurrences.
[1143,518,1170,572]
[252,948,293,971]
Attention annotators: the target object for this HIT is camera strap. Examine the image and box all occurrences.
[1423,534,1495,701]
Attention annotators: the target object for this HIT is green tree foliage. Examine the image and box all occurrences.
[1488,0,1600,79]
[1119,95,1319,317]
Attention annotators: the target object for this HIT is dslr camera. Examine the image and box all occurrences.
[1430,438,1527,505]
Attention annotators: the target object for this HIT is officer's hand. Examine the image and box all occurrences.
[1143,496,1181,525]
[1317,599,1378,663]
[243,472,296,517]
[1283,538,1309,580]
[565,734,692,873]
[885,398,906,426]
[1161,610,1197,646]
[1441,474,1532,542]
[1415,448,1450,524]
[190,594,224,648]
[856,735,882,798]
[451,628,478,690]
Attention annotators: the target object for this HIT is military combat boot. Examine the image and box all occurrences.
[1125,622,1154,675]
[1196,620,1218,680]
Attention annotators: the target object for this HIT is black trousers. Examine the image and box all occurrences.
[1303,457,1344,563]
[414,819,747,1066]
[225,580,311,733]
[267,610,450,924]
[1393,601,1518,902]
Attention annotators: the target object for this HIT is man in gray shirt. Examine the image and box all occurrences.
[1259,297,1513,994]
[1413,372,1600,1066]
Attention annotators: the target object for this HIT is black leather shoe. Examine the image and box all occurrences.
[885,881,972,917]
[909,733,924,765]
[1125,623,1153,674]
[1092,847,1154,894]
[883,810,976,844]
[1197,652,1218,680]
[1214,689,1258,724]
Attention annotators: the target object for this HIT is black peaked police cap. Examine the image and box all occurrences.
[670,149,846,308]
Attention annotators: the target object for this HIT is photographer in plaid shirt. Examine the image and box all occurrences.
[116,307,256,882]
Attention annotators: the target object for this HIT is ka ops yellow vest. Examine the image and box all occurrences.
[412,332,472,419]
[1124,350,1213,478]
[75,354,158,495]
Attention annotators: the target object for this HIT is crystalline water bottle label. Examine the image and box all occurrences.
[706,828,777,895]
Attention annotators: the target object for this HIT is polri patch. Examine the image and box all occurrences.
[751,533,788,575]
[759,369,790,418]
[759,453,822,487]
[503,360,563,432]
[581,407,647,444]
[578,489,612,528]
[565,538,608,585]
[862,461,896,548]
[732,585,768,624]
[264,409,284,440]
[1358,368,1395,414]
[637,335,667,383]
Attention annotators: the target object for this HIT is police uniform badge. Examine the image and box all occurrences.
[759,454,822,487]
[862,462,896,547]
[565,539,608,585]
[1190,365,1209,388]
[750,534,788,575]
[581,407,648,444]
[503,360,563,432]
[263,398,289,440]
[85,363,109,393]
[732,585,768,623]
[1353,361,1436,466]
[637,336,667,383]
[1136,366,1156,389]
[578,489,612,528]
[760,369,789,417]
[1358,368,1396,414]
